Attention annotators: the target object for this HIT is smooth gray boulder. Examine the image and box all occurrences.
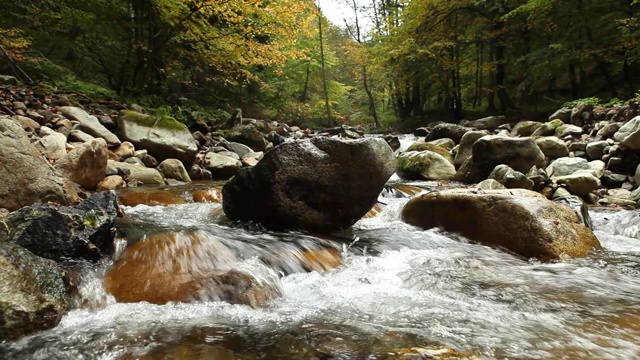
[459,116,509,131]
[116,110,198,166]
[108,160,164,185]
[613,116,640,150]
[0,118,77,211]
[535,136,569,159]
[546,157,591,177]
[204,152,242,179]
[34,132,67,161]
[157,159,192,183]
[223,137,396,231]
[59,106,121,146]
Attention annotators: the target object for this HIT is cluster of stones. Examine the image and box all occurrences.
[398,100,640,208]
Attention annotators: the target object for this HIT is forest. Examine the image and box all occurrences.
[1,0,640,130]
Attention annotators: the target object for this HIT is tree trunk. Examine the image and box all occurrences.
[318,5,333,126]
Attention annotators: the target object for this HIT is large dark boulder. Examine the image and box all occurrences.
[401,189,601,261]
[458,135,546,183]
[2,191,119,262]
[222,137,396,231]
[0,242,68,340]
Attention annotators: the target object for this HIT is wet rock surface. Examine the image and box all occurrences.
[223,137,396,231]
[402,189,602,261]
[0,242,68,340]
[2,191,118,262]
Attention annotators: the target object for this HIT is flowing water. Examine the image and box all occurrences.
[1,181,640,360]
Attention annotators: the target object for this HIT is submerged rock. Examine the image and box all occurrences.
[0,242,68,340]
[104,231,280,307]
[118,189,187,207]
[2,191,118,262]
[222,137,396,231]
[401,189,601,261]
[192,188,223,203]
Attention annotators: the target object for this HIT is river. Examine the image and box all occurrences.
[1,180,639,359]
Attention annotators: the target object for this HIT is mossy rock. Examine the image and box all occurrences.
[405,142,453,162]
[119,110,188,132]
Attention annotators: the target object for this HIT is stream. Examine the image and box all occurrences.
[1,178,640,358]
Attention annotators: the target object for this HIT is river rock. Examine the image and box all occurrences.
[2,191,118,262]
[112,141,136,160]
[552,195,593,229]
[401,189,601,260]
[460,115,509,131]
[460,136,546,183]
[12,115,41,133]
[157,159,191,183]
[613,115,640,150]
[227,142,255,159]
[108,160,164,185]
[223,137,396,231]
[532,119,564,137]
[0,117,78,211]
[223,124,268,152]
[59,106,121,146]
[34,132,67,161]
[511,121,543,137]
[204,152,242,179]
[97,175,125,191]
[549,108,572,123]
[116,110,198,166]
[546,157,591,177]
[488,164,534,190]
[535,136,569,159]
[425,123,470,144]
[104,231,280,307]
[428,137,456,150]
[556,124,583,138]
[554,173,601,195]
[68,129,95,143]
[454,130,489,167]
[586,140,608,160]
[0,242,68,340]
[54,138,109,190]
[405,142,453,162]
[397,151,456,180]
[596,122,621,140]
[476,179,507,190]
[383,135,400,152]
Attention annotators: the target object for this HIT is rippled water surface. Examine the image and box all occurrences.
[1,182,640,359]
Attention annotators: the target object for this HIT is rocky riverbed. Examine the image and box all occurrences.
[1,81,640,358]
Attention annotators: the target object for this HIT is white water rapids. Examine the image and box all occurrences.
[1,184,639,359]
